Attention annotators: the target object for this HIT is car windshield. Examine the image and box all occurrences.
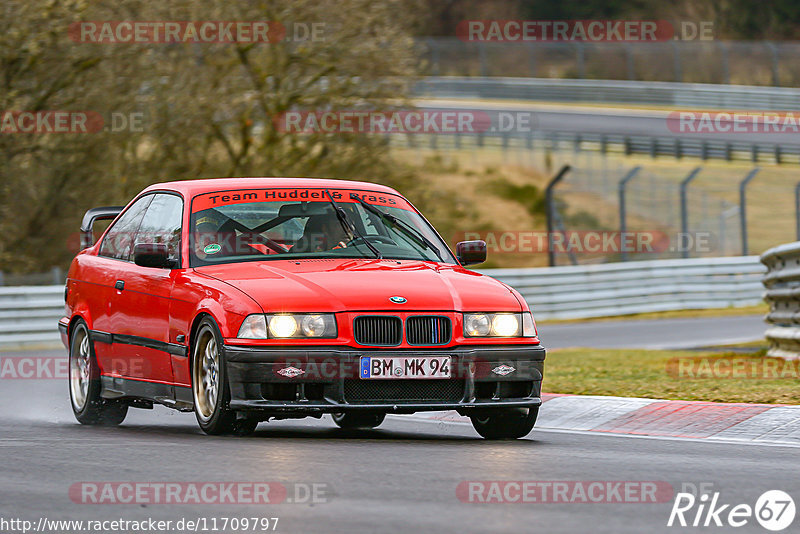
[189,187,455,266]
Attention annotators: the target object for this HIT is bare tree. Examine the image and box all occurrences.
[0,0,421,272]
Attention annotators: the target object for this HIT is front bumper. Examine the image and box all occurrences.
[223,344,545,415]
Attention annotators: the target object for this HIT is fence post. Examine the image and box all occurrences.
[739,168,760,256]
[618,166,642,262]
[796,182,800,241]
[576,42,585,79]
[718,42,730,84]
[625,44,634,80]
[672,41,682,82]
[680,167,702,258]
[428,38,440,76]
[545,165,572,267]
[51,266,64,285]
[478,43,488,76]
[765,42,779,86]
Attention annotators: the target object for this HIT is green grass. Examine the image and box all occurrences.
[544,345,800,405]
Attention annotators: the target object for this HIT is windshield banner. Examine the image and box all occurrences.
[192,188,412,212]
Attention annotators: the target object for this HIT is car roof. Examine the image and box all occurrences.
[141,177,402,198]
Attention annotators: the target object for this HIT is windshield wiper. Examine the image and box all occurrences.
[324,190,382,259]
[352,196,445,262]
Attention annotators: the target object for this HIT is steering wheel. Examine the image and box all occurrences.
[346,235,397,248]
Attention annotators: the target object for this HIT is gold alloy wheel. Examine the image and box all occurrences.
[69,326,91,412]
[192,328,220,422]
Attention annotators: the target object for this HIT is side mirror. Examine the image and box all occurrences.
[456,240,487,266]
[80,206,124,249]
[133,243,173,268]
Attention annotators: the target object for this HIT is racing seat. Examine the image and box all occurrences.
[292,214,332,253]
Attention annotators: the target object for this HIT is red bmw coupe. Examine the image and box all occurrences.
[59,178,545,439]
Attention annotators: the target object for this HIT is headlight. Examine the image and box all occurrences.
[464,314,491,336]
[238,314,337,339]
[463,312,536,338]
[491,314,519,337]
[301,314,328,337]
[269,315,298,338]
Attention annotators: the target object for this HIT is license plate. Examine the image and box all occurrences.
[359,356,451,379]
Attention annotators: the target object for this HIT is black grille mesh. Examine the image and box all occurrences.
[344,379,465,403]
[406,316,452,345]
[353,316,402,346]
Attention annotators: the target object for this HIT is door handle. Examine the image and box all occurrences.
[114,280,125,291]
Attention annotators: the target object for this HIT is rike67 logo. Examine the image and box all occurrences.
[668,488,795,531]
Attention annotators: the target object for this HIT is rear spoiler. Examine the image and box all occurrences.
[80,206,124,249]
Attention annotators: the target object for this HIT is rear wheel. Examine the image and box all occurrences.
[331,412,386,429]
[69,321,128,426]
[470,407,538,440]
[192,318,257,436]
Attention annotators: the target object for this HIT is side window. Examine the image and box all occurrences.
[135,194,183,262]
[99,195,153,261]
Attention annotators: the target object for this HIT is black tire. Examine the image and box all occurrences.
[470,407,538,440]
[191,318,257,436]
[69,321,128,426]
[331,412,386,429]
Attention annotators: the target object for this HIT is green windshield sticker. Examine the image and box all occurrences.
[203,243,222,254]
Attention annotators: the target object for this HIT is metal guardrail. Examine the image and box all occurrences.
[416,76,800,110]
[411,78,800,164]
[0,268,65,287]
[761,242,800,359]
[0,286,64,346]
[0,257,765,346]
[483,256,765,320]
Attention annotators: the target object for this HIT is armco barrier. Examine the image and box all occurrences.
[761,242,800,359]
[416,76,800,111]
[482,256,765,320]
[0,257,765,347]
[0,286,64,346]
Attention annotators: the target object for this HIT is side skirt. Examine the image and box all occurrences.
[100,376,194,412]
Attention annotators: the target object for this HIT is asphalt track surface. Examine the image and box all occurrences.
[539,314,767,350]
[1,317,795,534]
[419,99,800,147]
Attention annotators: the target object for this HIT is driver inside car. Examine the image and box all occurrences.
[193,213,244,259]
[294,212,353,252]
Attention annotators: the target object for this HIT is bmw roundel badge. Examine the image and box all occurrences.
[389,296,407,304]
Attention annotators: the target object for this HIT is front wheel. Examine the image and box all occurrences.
[69,321,128,426]
[192,319,257,436]
[470,407,538,440]
[331,412,386,429]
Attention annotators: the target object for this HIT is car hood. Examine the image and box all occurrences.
[194,259,522,313]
